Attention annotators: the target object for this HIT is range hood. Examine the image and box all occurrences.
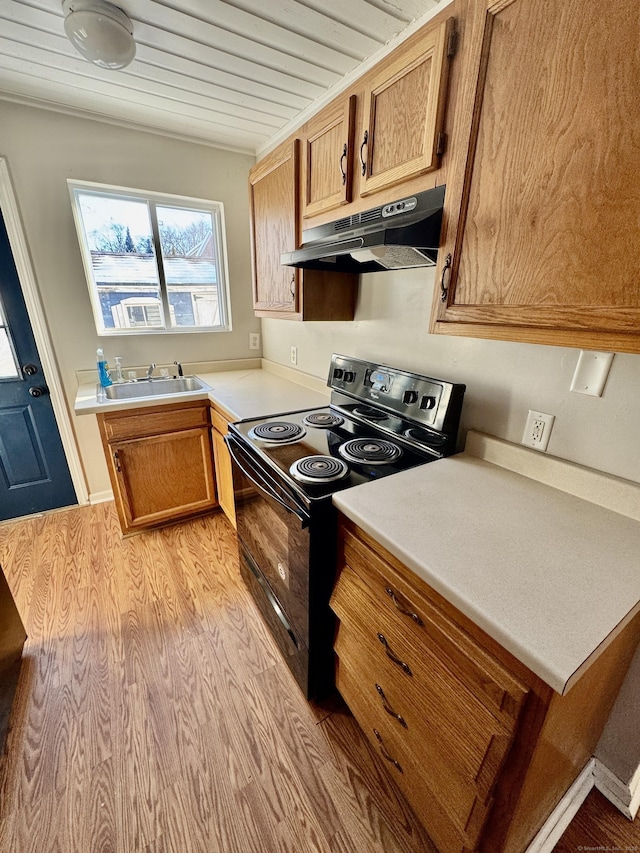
[281,185,445,274]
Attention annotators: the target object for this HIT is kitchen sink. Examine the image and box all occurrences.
[104,376,209,400]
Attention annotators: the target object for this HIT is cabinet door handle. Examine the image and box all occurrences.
[339,143,347,185]
[113,450,122,472]
[290,275,295,299]
[375,683,407,728]
[440,253,452,303]
[359,130,368,177]
[377,632,412,676]
[373,729,403,773]
[385,587,423,626]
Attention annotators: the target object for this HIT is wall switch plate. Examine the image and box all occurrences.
[522,410,555,452]
[290,345,298,365]
[570,350,614,396]
[249,332,260,350]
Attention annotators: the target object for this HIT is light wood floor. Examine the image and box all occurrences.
[554,788,640,851]
[0,502,436,853]
[0,503,638,853]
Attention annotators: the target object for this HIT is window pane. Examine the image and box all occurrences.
[75,192,165,331]
[0,328,19,379]
[157,206,220,328]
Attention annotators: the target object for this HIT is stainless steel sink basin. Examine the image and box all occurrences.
[104,376,208,400]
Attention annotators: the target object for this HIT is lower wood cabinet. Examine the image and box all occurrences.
[210,405,236,528]
[97,401,218,535]
[331,516,640,853]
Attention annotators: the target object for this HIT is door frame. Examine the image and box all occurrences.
[0,157,88,506]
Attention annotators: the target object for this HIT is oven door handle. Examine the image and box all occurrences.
[225,435,310,527]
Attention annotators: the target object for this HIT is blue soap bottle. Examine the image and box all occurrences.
[97,348,112,387]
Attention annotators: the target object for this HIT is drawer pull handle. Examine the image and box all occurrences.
[377,632,412,676]
[373,728,403,773]
[385,587,423,625]
[375,683,407,728]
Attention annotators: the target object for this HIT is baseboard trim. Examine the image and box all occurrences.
[594,758,640,820]
[525,759,595,853]
[89,490,114,505]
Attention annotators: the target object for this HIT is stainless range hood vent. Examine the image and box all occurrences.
[281,185,445,274]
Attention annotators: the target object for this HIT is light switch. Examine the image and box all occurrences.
[570,351,614,397]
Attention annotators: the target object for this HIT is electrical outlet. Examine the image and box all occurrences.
[290,345,298,365]
[522,410,555,452]
[249,332,260,350]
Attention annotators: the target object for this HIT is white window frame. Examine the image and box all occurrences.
[67,179,232,336]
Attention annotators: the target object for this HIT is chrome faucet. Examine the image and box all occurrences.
[173,360,183,377]
[145,362,157,379]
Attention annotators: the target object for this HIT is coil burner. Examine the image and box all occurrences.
[302,412,345,428]
[338,438,403,465]
[352,405,388,420]
[248,421,306,443]
[289,456,349,484]
[404,427,447,448]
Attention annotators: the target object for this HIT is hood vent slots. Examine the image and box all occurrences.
[281,186,445,274]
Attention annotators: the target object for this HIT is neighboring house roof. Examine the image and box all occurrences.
[90,252,217,285]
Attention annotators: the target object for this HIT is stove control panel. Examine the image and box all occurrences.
[328,353,466,436]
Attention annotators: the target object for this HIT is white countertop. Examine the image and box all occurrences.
[333,432,640,695]
[74,362,330,421]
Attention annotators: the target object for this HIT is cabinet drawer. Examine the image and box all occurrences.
[332,568,516,797]
[336,657,469,853]
[101,402,209,441]
[341,525,528,727]
[336,623,496,843]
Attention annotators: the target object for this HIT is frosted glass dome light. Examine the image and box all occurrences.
[62,0,135,70]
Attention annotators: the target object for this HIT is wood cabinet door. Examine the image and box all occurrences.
[111,427,217,532]
[359,17,453,197]
[249,140,299,315]
[302,95,357,219]
[431,0,640,353]
[211,425,236,528]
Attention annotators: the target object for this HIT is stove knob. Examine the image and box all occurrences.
[343,371,356,383]
[420,395,437,410]
[333,368,344,380]
[402,390,419,405]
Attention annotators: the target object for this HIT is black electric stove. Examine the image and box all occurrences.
[225,354,466,698]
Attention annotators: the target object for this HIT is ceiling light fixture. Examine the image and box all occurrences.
[62,0,136,70]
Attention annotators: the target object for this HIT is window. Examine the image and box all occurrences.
[0,297,19,379]
[68,181,232,335]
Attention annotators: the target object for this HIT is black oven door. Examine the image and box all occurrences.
[225,434,311,648]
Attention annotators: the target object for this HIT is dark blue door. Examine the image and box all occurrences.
[0,210,77,520]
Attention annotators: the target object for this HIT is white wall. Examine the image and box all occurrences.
[262,266,640,485]
[0,101,257,496]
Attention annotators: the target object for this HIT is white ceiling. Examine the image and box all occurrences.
[0,0,444,155]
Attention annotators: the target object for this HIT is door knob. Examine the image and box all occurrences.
[28,386,47,397]
[23,364,38,376]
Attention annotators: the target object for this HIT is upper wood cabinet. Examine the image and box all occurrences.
[301,17,455,221]
[302,95,357,219]
[359,17,454,198]
[431,0,640,354]
[249,139,357,321]
[249,141,299,316]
